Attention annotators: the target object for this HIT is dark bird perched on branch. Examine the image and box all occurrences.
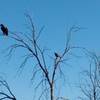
[0,24,8,36]
[54,52,60,58]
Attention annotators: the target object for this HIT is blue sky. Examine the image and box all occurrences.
[0,0,100,100]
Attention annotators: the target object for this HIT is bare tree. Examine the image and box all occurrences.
[1,14,81,100]
[0,77,16,100]
[78,52,100,100]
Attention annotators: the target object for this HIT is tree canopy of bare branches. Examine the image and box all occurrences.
[0,77,16,100]
[79,52,100,100]
[0,14,83,100]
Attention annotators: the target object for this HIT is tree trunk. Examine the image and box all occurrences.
[50,83,54,100]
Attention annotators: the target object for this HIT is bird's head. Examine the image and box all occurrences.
[0,24,4,27]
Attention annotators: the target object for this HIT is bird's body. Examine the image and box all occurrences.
[54,52,60,58]
[0,24,8,36]
[55,52,59,58]
[54,52,61,63]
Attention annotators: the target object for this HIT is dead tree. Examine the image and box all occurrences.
[0,77,16,100]
[2,14,81,100]
[78,52,100,100]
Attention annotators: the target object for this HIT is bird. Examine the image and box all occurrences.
[0,24,8,36]
[54,52,60,58]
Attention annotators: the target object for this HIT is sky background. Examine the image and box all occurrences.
[0,0,100,100]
